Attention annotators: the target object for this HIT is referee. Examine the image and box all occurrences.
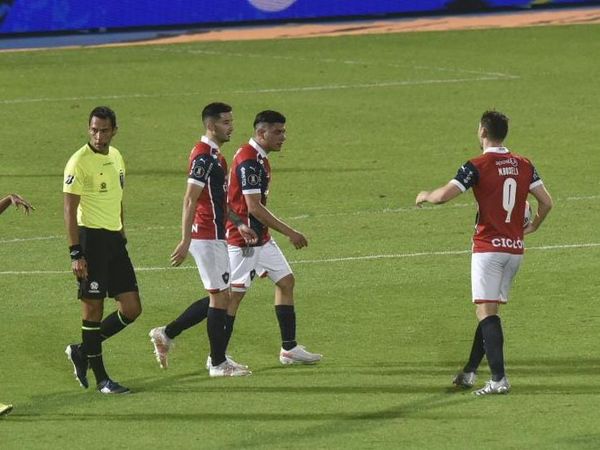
[63,106,142,394]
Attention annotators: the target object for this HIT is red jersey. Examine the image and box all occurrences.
[187,136,228,240]
[227,138,271,247]
[450,147,543,255]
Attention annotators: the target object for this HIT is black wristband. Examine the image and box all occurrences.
[69,244,84,261]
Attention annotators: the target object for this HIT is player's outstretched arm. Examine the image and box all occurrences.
[0,193,35,215]
[415,182,462,207]
[524,184,553,235]
[244,193,307,249]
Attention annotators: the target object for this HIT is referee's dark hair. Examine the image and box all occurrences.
[89,106,117,128]
[202,102,232,124]
[254,110,286,129]
[480,110,509,141]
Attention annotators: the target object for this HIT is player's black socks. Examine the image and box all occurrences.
[275,305,297,351]
[480,315,505,382]
[463,322,485,373]
[224,314,236,351]
[82,320,108,384]
[207,307,227,366]
[100,310,135,342]
[165,296,210,339]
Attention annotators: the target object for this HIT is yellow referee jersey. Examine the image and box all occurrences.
[63,144,126,231]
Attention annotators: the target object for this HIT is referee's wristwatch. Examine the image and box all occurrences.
[69,244,84,261]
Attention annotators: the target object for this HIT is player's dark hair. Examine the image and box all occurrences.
[202,102,232,123]
[480,110,509,141]
[253,110,286,129]
[89,106,117,128]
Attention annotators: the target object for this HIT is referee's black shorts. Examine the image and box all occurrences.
[77,226,139,300]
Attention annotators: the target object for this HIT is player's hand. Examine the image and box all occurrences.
[415,191,429,208]
[170,240,190,267]
[288,230,308,249]
[238,224,258,245]
[10,194,35,214]
[72,257,88,280]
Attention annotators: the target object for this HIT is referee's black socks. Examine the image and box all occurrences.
[480,315,505,382]
[275,305,297,351]
[82,320,108,384]
[100,310,135,342]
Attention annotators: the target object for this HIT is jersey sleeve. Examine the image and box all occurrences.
[236,159,264,195]
[450,161,479,192]
[529,164,544,190]
[63,155,85,195]
[188,154,214,188]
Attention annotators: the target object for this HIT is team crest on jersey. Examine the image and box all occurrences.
[222,272,230,283]
[65,175,75,185]
[100,182,107,192]
[247,174,260,186]
[193,165,205,178]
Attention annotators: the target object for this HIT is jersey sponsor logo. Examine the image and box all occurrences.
[247,173,260,186]
[222,272,230,283]
[100,182,108,192]
[498,167,519,176]
[119,170,125,188]
[495,158,519,167]
[491,237,524,250]
[65,175,75,185]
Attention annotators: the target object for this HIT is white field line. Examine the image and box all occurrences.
[153,48,519,79]
[1,242,599,276]
[1,76,511,105]
[1,194,598,245]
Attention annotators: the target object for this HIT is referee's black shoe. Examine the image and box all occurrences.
[65,344,89,389]
[97,379,130,395]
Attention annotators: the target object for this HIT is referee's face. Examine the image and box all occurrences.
[89,116,117,153]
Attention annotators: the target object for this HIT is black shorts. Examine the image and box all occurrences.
[77,227,139,300]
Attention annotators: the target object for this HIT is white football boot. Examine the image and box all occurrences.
[474,376,511,396]
[279,345,322,365]
[452,371,477,388]
[209,359,251,377]
[206,355,249,371]
[149,326,172,369]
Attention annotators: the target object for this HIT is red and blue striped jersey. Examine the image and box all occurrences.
[226,138,271,247]
[187,136,228,240]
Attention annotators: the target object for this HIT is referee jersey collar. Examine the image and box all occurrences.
[201,135,221,153]
[249,138,268,159]
[483,146,509,154]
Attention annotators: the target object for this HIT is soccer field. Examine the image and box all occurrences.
[1,23,599,449]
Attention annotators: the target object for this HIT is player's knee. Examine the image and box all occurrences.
[277,274,295,293]
[120,298,142,321]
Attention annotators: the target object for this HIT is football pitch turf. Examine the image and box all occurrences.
[1,23,599,449]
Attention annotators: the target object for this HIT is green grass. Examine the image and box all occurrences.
[1,23,600,449]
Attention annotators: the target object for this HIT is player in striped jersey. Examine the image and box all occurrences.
[149,102,255,376]
[416,110,553,395]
